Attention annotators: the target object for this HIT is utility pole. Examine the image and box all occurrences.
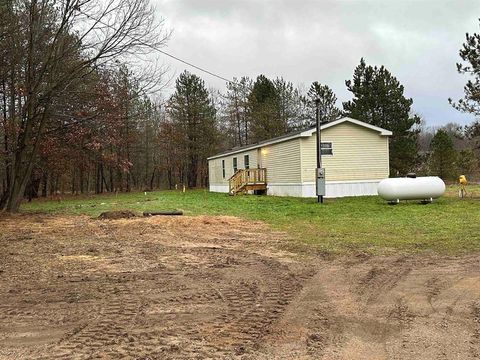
[315,98,325,203]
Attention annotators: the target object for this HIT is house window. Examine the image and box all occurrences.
[222,160,226,179]
[233,157,238,172]
[244,155,250,169]
[321,142,333,155]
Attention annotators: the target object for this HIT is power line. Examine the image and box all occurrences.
[78,9,235,85]
[156,50,233,84]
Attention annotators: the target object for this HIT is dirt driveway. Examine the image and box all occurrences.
[0,214,479,359]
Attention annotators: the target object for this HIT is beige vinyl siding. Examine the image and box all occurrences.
[301,122,389,182]
[260,138,302,183]
[208,149,258,185]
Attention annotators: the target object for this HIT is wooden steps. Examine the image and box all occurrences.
[229,168,267,195]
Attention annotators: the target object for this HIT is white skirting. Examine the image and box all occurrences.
[209,184,229,193]
[266,183,305,197]
[210,180,381,198]
[268,180,381,198]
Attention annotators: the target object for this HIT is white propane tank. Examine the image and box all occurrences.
[377,176,445,203]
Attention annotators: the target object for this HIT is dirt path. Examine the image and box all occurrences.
[0,215,479,359]
[259,255,480,359]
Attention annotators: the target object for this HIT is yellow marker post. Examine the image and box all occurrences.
[459,175,468,198]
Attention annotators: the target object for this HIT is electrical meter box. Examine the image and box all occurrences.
[316,168,325,196]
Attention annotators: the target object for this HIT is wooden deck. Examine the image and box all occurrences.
[229,168,267,195]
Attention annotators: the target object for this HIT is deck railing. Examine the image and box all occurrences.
[229,168,267,194]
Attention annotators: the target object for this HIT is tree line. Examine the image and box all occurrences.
[0,0,168,211]
[1,1,480,212]
[417,122,480,180]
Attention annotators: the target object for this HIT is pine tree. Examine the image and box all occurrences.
[305,82,342,125]
[273,77,305,131]
[343,58,420,176]
[450,19,480,116]
[450,21,480,175]
[457,149,477,177]
[222,77,252,147]
[247,75,283,142]
[167,71,218,188]
[429,129,457,180]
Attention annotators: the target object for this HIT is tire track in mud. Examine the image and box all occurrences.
[383,262,480,360]
[54,281,144,359]
[302,287,342,358]
[15,273,151,360]
[355,257,413,305]
[163,248,316,357]
[357,259,469,360]
[253,264,346,360]
[387,297,416,327]
[471,301,480,358]
[3,216,480,360]
[212,270,312,353]
[297,257,418,360]
[16,244,314,359]
[424,275,449,314]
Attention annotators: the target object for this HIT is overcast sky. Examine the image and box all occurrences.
[153,0,480,127]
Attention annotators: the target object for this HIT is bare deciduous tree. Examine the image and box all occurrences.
[0,0,169,211]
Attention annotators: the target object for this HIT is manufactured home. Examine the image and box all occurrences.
[207,117,392,198]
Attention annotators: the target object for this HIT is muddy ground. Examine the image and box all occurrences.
[0,214,479,359]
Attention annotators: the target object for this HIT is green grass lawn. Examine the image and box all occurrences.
[20,185,480,255]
